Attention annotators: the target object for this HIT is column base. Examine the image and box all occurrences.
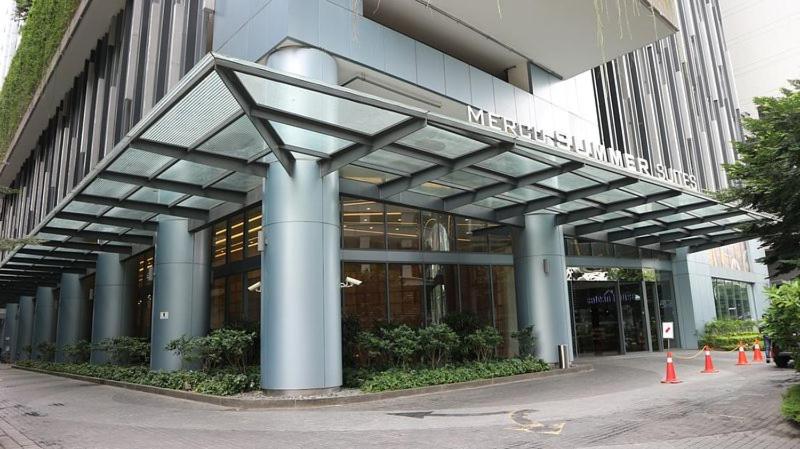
[261,386,341,397]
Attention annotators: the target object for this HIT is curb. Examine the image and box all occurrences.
[13,364,592,409]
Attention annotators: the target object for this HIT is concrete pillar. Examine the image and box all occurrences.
[55,273,87,362]
[261,46,342,392]
[16,296,34,361]
[513,213,573,364]
[2,303,18,362]
[32,287,56,360]
[91,253,133,364]
[149,218,210,371]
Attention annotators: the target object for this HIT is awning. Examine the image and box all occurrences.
[0,53,773,299]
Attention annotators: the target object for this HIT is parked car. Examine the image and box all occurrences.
[771,341,795,368]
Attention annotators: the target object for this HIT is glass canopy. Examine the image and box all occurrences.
[0,53,774,296]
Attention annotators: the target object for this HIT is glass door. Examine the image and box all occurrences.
[619,281,649,352]
[571,281,621,355]
[645,280,662,351]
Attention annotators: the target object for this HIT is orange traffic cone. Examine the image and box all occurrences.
[752,339,764,362]
[661,352,682,383]
[736,343,749,365]
[701,345,718,373]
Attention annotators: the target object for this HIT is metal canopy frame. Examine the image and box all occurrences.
[0,53,774,301]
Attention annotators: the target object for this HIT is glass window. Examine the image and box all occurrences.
[246,270,260,323]
[227,274,244,324]
[342,197,386,249]
[342,263,387,329]
[229,214,245,262]
[246,207,262,258]
[713,278,752,320]
[459,265,492,326]
[210,278,225,329]
[388,264,423,327]
[212,222,226,267]
[492,266,517,357]
[455,217,488,252]
[422,211,452,251]
[488,225,512,254]
[425,264,458,324]
[387,205,420,250]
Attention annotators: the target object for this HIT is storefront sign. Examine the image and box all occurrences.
[466,106,699,191]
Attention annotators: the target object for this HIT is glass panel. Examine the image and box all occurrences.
[342,263,387,329]
[421,211,452,251]
[537,172,597,192]
[83,179,137,199]
[388,264,424,327]
[63,201,109,215]
[48,218,86,230]
[502,187,548,202]
[488,226,512,254]
[246,270,260,323]
[387,205,420,250]
[236,71,408,135]
[492,266,517,357]
[103,207,153,220]
[212,222,226,267]
[342,197,386,249]
[108,148,174,177]
[619,281,648,353]
[624,181,671,196]
[659,194,709,208]
[625,202,671,215]
[455,217,489,252]
[473,197,516,209]
[424,264,458,324]
[438,170,495,189]
[575,166,626,181]
[410,182,463,198]
[127,188,184,205]
[359,149,434,173]
[84,223,130,234]
[340,165,399,184]
[459,265,492,326]
[397,126,488,158]
[177,196,224,210]
[228,214,245,262]
[158,160,229,185]
[585,189,638,203]
[197,115,267,159]
[246,207,262,258]
[142,72,241,147]
[657,271,679,348]
[210,278,226,329]
[570,281,621,355]
[211,172,263,192]
[271,121,353,154]
[227,274,244,324]
[477,152,548,177]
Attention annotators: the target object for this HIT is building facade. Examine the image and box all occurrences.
[0,0,771,392]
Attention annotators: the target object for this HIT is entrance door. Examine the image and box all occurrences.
[619,281,649,352]
[571,282,621,355]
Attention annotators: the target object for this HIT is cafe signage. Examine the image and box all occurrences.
[466,105,699,191]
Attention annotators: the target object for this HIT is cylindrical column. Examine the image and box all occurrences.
[55,273,87,362]
[2,303,19,362]
[32,287,56,360]
[149,218,210,371]
[513,213,573,364]
[91,253,133,364]
[16,296,34,361]
[261,46,342,393]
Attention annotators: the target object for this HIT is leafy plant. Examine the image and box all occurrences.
[380,325,419,368]
[512,325,537,358]
[698,319,760,350]
[762,280,800,361]
[418,324,459,368]
[783,384,800,424]
[342,315,362,369]
[465,326,503,362]
[94,337,150,365]
[62,340,91,363]
[166,329,256,373]
[35,341,56,361]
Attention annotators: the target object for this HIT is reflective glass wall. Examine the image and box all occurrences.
[712,278,752,320]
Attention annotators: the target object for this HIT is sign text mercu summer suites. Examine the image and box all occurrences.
[466,105,699,191]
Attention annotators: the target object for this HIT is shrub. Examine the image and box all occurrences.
[763,280,800,363]
[35,341,56,361]
[166,329,256,373]
[465,326,503,362]
[418,324,459,368]
[342,315,362,368]
[380,325,419,368]
[356,330,386,368]
[512,325,537,358]
[62,340,91,363]
[699,319,760,350]
[94,337,150,365]
[360,358,550,392]
[782,384,800,423]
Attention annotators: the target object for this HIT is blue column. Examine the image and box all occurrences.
[91,253,133,364]
[261,47,342,393]
[55,273,87,362]
[16,296,34,361]
[2,303,18,362]
[149,218,210,371]
[32,287,56,360]
[513,213,573,364]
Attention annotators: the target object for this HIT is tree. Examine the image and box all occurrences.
[718,80,800,275]
[762,280,800,360]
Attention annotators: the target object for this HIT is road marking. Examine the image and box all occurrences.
[508,409,566,435]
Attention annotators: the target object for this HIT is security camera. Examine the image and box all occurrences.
[247,281,261,293]
[340,277,363,288]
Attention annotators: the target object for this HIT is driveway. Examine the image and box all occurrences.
[1,350,798,448]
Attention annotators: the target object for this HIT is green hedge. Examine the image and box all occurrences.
[352,358,550,392]
[782,384,800,423]
[0,0,79,160]
[698,334,761,351]
[16,361,260,396]
[698,319,760,350]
